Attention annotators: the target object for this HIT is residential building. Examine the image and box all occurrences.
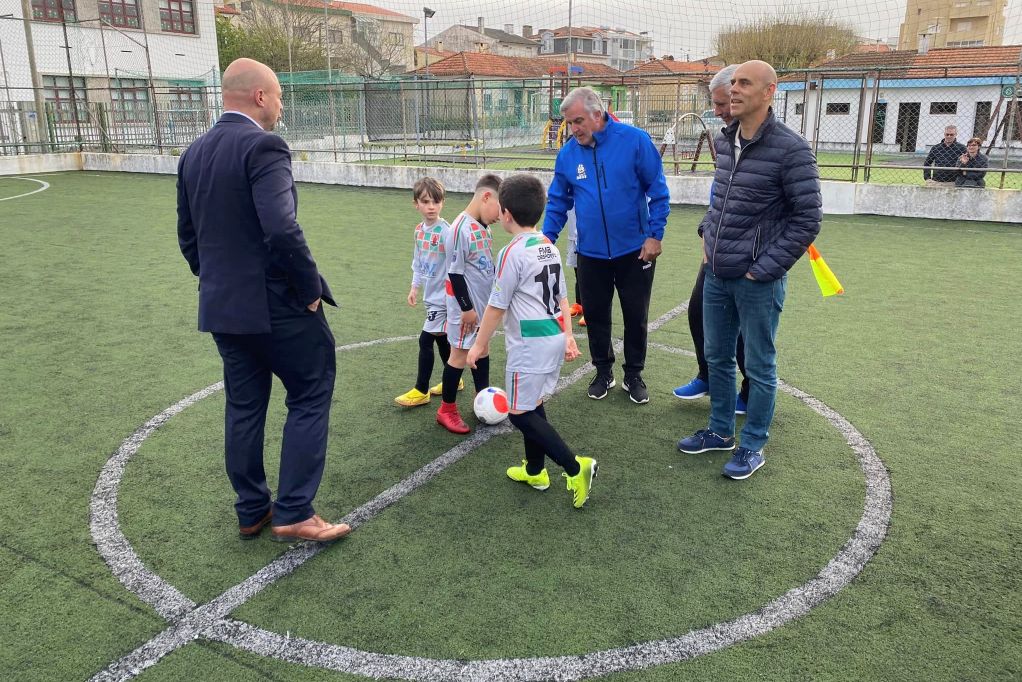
[427,18,538,58]
[898,0,1006,50]
[536,26,653,72]
[221,0,417,76]
[623,57,719,136]
[777,46,1021,153]
[0,0,221,150]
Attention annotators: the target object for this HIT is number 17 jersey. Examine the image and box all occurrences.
[488,232,568,374]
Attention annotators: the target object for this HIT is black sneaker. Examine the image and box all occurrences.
[587,372,615,399]
[622,374,649,404]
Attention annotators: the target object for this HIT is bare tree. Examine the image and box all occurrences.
[334,17,409,79]
[716,11,859,70]
[235,0,327,73]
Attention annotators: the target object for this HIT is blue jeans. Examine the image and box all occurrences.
[702,268,787,452]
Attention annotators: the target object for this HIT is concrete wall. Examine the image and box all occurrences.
[0,153,81,174]
[4,152,1020,224]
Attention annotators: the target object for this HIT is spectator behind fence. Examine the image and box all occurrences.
[923,126,966,185]
[955,137,988,188]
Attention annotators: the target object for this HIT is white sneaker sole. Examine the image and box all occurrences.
[678,443,736,454]
[672,391,708,400]
[723,460,765,480]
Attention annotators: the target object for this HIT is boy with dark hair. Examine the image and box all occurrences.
[395,177,464,406]
[436,174,502,434]
[468,174,597,508]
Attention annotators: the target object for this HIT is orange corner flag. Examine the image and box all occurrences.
[807,244,844,297]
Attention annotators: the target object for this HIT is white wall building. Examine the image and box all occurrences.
[0,0,220,150]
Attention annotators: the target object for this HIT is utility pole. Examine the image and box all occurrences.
[56,0,84,149]
[19,0,51,150]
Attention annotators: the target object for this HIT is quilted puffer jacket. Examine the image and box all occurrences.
[699,109,822,281]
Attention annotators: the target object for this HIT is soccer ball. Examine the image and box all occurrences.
[473,387,510,425]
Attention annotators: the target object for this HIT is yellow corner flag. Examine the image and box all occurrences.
[807,244,844,297]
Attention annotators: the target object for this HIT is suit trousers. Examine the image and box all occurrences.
[577,250,655,376]
[212,289,336,527]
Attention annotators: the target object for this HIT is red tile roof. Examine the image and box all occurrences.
[215,4,241,14]
[406,51,622,78]
[813,45,1022,78]
[626,58,719,76]
[327,0,413,19]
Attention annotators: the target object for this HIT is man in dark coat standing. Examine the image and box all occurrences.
[177,58,349,543]
[924,126,967,185]
[677,60,821,480]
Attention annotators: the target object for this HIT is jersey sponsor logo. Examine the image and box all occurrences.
[576,163,587,180]
[426,309,440,321]
[536,245,556,262]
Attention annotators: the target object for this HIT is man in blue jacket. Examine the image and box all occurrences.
[177,58,350,543]
[677,60,821,480]
[543,87,670,404]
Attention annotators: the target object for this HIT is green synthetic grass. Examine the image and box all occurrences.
[0,172,1020,681]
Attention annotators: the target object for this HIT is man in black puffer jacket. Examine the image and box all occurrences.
[677,60,821,481]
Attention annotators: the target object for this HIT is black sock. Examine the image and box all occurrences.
[508,410,579,476]
[535,403,547,420]
[415,331,435,393]
[435,334,451,365]
[470,355,490,393]
[523,436,546,475]
[442,363,464,404]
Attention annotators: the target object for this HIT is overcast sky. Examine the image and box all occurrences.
[395,0,1022,59]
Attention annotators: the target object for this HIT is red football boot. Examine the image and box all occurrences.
[437,401,471,434]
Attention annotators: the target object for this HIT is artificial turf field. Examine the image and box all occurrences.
[0,171,1019,681]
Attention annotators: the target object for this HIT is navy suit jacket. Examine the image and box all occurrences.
[177,113,335,334]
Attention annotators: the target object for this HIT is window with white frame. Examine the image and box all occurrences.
[930,101,957,115]
[541,34,553,53]
[826,102,850,115]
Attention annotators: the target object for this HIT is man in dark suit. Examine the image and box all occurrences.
[177,58,349,543]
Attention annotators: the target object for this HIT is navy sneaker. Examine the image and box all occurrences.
[722,447,765,480]
[735,394,748,415]
[672,377,708,400]
[677,429,736,454]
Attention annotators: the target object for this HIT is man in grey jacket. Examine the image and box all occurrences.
[677,60,821,480]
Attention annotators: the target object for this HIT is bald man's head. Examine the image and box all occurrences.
[729,59,778,125]
[222,58,283,131]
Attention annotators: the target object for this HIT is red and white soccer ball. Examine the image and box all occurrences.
[473,387,509,425]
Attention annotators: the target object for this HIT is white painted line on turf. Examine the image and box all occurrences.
[0,177,50,201]
[89,302,888,681]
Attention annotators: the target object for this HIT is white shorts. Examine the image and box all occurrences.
[446,313,479,349]
[423,304,447,334]
[566,239,578,268]
[506,369,559,412]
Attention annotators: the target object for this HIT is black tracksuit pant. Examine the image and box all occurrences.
[577,250,655,377]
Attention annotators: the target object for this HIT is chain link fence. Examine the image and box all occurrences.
[2,62,1020,188]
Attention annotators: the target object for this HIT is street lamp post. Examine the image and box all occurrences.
[423,7,434,139]
[423,7,434,77]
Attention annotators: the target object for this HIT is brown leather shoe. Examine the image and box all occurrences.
[270,514,351,543]
[239,510,272,540]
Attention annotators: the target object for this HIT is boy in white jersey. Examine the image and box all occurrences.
[395,177,464,407]
[467,174,598,508]
[436,174,502,435]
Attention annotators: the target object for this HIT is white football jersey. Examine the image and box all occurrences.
[489,231,567,374]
